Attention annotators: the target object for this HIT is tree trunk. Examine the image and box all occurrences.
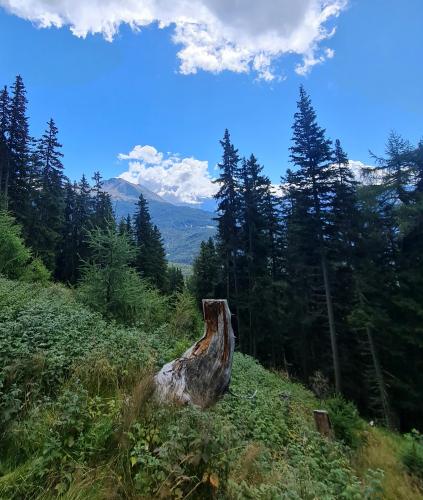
[154,299,235,408]
[366,325,393,429]
[320,253,341,393]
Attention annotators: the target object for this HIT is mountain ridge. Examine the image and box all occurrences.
[103,177,216,264]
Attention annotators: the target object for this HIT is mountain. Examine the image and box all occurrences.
[103,178,216,264]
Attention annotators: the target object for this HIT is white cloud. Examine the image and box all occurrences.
[118,144,217,205]
[0,0,348,80]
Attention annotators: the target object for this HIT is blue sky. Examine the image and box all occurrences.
[0,0,422,204]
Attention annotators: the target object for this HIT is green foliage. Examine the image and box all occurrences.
[325,395,365,449]
[169,289,203,340]
[77,224,169,328]
[134,193,168,291]
[166,265,184,294]
[0,277,153,436]
[0,277,407,499]
[401,429,423,480]
[128,404,237,498]
[0,211,50,282]
[0,210,31,278]
[20,256,51,284]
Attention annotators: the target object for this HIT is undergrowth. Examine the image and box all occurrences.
[0,277,421,499]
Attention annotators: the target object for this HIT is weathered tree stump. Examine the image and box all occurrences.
[313,410,334,439]
[154,299,235,408]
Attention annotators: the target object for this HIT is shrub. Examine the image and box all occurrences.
[77,225,169,328]
[169,289,203,341]
[0,211,50,283]
[128,403,238,498]
[325,395,365,449]
[402,429,423,480]
[0,277,153,435]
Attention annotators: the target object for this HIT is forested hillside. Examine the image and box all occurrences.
[0,75,422,498]
[103,178,216,264]
[191,88,423,433]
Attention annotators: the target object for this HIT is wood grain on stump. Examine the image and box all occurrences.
[154,299,235,408]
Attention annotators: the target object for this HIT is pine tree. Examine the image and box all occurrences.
[133,194,167,290]
[239,154,273,356]
[214,129,242,337]
[8,75,33,228]
[55,181,78,282]
[56,175,95,283]
[191,238,220,307]
[92,171,113,228]
[0,86,10,208]
[372,131,414,205]
[289,86,341,392]
[31,119,65,270]
[282,168,320,380]
[167,266,184,294]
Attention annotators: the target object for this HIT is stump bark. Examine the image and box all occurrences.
[154,299,235,408]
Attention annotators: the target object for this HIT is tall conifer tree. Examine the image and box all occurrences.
[214,129,242,338]
[133,194,167,290]
[289,86,341,392]
[8,75,32,227]
[0,86,10,208]
[31,118,65,269]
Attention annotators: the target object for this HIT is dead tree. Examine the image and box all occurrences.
[154,299,235,408]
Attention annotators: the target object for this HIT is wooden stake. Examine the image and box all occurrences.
[313,410,334,439]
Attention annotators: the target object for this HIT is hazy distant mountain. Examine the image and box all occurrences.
[103,178,216,264]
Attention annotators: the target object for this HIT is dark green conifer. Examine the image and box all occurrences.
[134,194,167,291]
[31,118,65,270]
[8,75,32,228]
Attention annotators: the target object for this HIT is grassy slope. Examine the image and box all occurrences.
[0,277,421,499]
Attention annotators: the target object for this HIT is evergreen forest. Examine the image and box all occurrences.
[1,75,422,499]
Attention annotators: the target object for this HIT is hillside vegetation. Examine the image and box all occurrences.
[1,276,422,499]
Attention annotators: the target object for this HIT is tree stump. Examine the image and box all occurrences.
[154,299,235,408]
[313,410,334,439]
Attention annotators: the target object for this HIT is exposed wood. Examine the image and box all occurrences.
[313,410,334,439]
[154,299,235,408]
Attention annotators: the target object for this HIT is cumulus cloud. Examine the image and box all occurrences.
[118,145,217,205]
[0,0,348,80]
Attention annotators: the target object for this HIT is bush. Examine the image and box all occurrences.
[169,289,203,340]
[402,429,423,480]
[325,395,365,449]
[0,277,153,435]
[0,211,50,283]
[77,225,169,328]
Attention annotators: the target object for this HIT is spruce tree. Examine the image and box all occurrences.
[0,86,10,208]
[167,266,184,294]
[55,181,78,282]
[214,129,242,337]
[8,75,32,228]
[289,86,341,392]
[92,171,114,228]
[56,175,94,283]
[31,118,65,270]
[191,238,220,307]
[239,154,273,356]
[133,194,167,291]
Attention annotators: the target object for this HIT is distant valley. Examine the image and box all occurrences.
[103,178,216,264]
